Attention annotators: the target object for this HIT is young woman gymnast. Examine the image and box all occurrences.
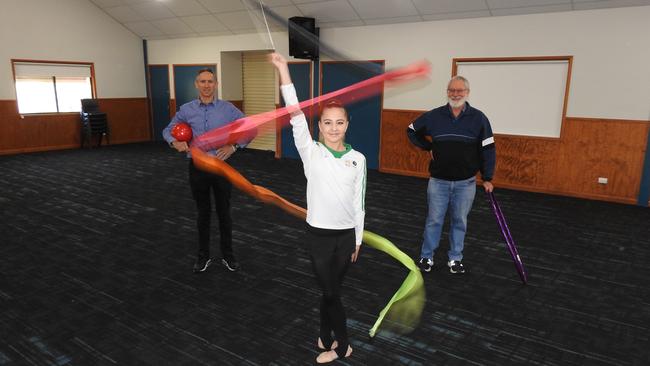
[269,52,366,363]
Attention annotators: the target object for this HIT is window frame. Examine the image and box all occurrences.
[11,59,97,116]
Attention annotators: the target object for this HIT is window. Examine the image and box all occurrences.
[12,60,95,114]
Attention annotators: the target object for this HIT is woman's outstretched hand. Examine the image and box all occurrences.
[268,52,300,115]
[268,52,292,86]
[268,52,287,69]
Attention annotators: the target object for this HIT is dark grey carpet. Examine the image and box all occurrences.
[0,142,648,365]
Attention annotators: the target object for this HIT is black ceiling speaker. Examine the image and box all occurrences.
[288,16,319,60]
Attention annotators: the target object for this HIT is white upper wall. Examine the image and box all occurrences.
[220,51,243,101]
[0,0,145,99]
[328,5,650,121]
[147,32,284,100]
[148,6,650,121]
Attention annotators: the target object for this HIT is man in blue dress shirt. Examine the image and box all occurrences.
[163,68,250,273]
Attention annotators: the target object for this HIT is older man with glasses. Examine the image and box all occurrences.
[407,76,496,274]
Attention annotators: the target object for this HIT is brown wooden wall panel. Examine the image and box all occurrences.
[97,98,150,144]
[555,118,649,201]
[379,109,650,204]
[0,100,80,154]
[493,136,560,189]
[0,98,150,155]
[380,109,430,178]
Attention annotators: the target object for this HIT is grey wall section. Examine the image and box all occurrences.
[456,59,570,138]
[220,51,243,101]
[0,0,145,99]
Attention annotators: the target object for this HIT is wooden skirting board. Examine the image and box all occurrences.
[0,98,150,155]
[380,108,650,204]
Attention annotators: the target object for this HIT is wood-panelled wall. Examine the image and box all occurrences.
[0,98,150,155]
[380,109,650,204]
[380,109,430,178]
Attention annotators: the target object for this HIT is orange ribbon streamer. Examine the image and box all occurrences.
[190,148,425,337]
[191,147,306,220]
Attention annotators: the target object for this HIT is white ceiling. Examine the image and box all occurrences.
[89,0,650,40]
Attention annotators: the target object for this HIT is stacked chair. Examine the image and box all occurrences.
[80,99,109,148]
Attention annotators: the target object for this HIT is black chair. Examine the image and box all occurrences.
[80,99,109,148]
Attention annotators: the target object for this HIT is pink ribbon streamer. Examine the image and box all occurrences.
[192,60,430,151]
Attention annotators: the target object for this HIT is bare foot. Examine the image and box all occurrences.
[316,345,352,363]
[317,338,338,350]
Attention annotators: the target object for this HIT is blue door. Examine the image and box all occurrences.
[281,62,312,159]
[173,64,217,110]
[149,65,170,141]
[639,129,650,206]
[320,61,384,169]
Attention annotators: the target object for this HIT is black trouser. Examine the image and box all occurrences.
[308,225,355,358]
[189,160,233,260]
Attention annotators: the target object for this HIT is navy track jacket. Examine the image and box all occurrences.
[407,102,496,181]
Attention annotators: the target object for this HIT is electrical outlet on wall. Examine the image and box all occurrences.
[598,177,608,184]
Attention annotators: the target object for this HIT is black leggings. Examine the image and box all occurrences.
[189,160,233,260]
[308,225,355,358]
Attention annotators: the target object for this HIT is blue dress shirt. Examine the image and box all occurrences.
[162,98,246,158]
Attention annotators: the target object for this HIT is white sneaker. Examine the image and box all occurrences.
[448,260,465,274]
[418,258,433,272]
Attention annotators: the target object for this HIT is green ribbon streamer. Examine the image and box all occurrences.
[190,150,425,338]
[362,231,425,337]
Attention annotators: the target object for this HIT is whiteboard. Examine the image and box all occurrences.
[456,60,569,138]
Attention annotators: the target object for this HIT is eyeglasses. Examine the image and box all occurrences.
[447,88,467,94]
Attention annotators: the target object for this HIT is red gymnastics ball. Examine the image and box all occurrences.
[171,122,192,142]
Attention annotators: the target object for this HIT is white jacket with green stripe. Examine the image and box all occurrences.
[281,84,367,245]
